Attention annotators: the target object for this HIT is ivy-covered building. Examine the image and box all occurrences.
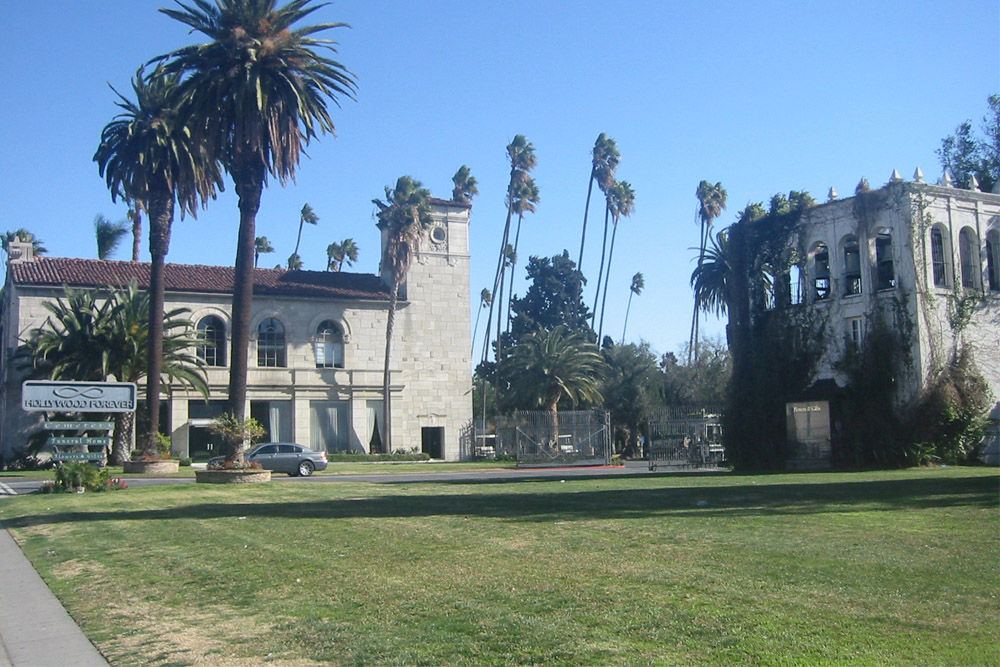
[0,199,473,466]
[726,171,999,468]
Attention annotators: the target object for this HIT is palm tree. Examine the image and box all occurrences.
[157,0,357,436]
[2,229,47,257]
[578,133,619,274]
[504,177,540,333]
[472,288,492,356]
[94,215,129,260]
[286,253,303,269]
[18,281,208,464]
[254,236,274,267]
[326,238,358,271]
[621,271,644,344]
[508,325,606,447]
[372,175,432,452]
[451,165,479,204]
[690,230,732,318]
[292,203,319,260]
[689,180,727,362]
[127,201,144,261]
[94,66,221,453]
[484,135,537,374]
[596,180,636,341]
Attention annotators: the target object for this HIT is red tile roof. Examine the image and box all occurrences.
[10,257,391,301]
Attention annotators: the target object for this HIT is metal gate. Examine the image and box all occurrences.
[469,410,611,466]
[647,406,725,470]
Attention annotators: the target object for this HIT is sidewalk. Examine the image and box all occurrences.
[0,525,108,666]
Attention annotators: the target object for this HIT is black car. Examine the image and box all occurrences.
[210,443,329,476]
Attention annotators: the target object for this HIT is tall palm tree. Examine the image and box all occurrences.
[94,215,129,260]
[286,252,303,269]
[18,281,208,464]
[94,66,221,453]
[472,288,492,357]
[127,201,144,261]
[451,165,479,204]
[484,135,537,375]
[596,180,636,341]
[691,230,732,319]
[372,175,432,452]
[504,177,540,334]
[326,238,358,271]
[157,0,357,435]
[254,236,274,267]
[1,229,47,257]
[509,325,606,446]
[689,180,727,363]
[578,133,619,274]
[621,271,644,344]
[292,203,319,259]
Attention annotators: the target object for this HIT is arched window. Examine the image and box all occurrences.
[930,226,950,287]
[875,231,896,290]
[813,244,830,301]
[843,236,862,296]
[315,320,345,369]
[959,227,981,290]
[789,264,803,305]
[257,318,286,367]
[196,316,226,367]
[986,230,1000,292]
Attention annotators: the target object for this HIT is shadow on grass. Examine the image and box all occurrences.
[5,473,997,529]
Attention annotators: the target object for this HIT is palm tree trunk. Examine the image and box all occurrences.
[228,157,265,461]
[110,412,135,465]
[597,220,619,341]
[130,202,143,263]
[591,205,611,326]
[621,289,635,345]
[144,190,172,457]
[382,284,399,453]
[293,222,304,258]
[578,170,596,272]
[689,218,708,364]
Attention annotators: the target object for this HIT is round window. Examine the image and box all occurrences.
[431,226,447,244]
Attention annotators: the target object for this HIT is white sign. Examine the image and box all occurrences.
[22,381,137,413]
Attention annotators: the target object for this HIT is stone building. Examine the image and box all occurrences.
[734,171,999,466]
[0,199,472,464]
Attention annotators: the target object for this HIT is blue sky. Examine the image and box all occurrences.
[1,1,997,361]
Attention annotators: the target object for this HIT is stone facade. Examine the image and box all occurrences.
[0,199,472,464]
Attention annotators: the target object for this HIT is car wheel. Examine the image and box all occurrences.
[297,460,315,477]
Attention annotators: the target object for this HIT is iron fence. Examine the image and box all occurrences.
[646,405,726,470]
[466,410,611,466]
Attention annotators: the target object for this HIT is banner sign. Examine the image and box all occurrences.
[22,381,136,413]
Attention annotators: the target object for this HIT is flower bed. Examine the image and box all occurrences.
[195,469,272,484]
[123,460,180,475]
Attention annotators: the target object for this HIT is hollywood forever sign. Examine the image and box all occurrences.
[22,381,136,413]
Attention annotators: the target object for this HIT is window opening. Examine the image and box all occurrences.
[987,231,1000,292]
[315,320,345,368]
[959,227,981,290]
[843,238,862,296]
[257,318,286,367]
[931,228,947,287]
[196,316,226,366]
[813,245,830,301]
[875,232,896,290]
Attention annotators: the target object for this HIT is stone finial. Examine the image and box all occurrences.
[913,167,924,183]
[890,169,903,183]
[855,178,871,194]
[939,172,953,187]
[828,187,838,201]
[970,174,980,191]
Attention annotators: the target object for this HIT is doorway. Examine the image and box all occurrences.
[421,426,444,459]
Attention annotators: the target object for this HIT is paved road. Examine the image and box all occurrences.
[0,461,667,495]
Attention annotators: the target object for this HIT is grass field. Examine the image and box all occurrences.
[0,467,997,666]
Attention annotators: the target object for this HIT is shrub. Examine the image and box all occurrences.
[50,462,128,493]
[178,457,192,467]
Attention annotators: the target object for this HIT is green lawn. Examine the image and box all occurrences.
[0,467,997,666]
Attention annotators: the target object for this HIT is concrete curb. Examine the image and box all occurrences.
[0,525,108,666]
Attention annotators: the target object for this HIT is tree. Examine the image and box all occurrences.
[621,271,644,344]
[94,66,221,454]
[689,180,727,363]
[691,229,732,318]
[127,201,144,261]
[451,165,479,204]
[18,281,208,464]
[372,175,432,452]
[158,0,356,439]
[2,229,47,257]
[94,215,129,260]
[508,251,592,344]
[602,340,660,456]
[326,238,358,271]
[287,252,302,270]
[504,176,540,333]
[596,180,635,341]
[578,133,619,274]
[292,203,319,260]
[508,326,606,446]
[472,288,492,357]
[254,236,274,267]
[937,94,1000,192]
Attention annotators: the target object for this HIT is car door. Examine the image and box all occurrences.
[249,444,279,471]
[275,444,302,473]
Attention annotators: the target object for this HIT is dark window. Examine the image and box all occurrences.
[876,232,895,290]
[813,245,830,300]
[931,228,947,287]
[196,316,226,367]
[987,231,999,292]
[843,238,862,296]
[257,318,286,367]
[959,227,981,290]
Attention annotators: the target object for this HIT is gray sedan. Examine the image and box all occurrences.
[211,443,329,476]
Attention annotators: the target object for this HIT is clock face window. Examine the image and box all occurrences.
[431,226,447,244]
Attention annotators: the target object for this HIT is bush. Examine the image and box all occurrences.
[178,457,192,467]
[49,462,128,493]
[324,450,431,463]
